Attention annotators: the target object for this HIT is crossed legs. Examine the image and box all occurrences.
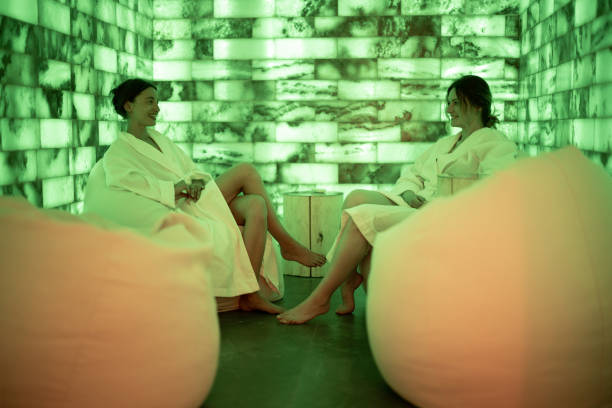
[277,189,397,324]
[215,163,327,314]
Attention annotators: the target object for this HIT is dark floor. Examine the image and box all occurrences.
[203,275,416,408]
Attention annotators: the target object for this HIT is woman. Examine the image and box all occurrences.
[278,75,519,324]
[103,78,326,314]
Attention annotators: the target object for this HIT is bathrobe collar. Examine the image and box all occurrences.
[118,130,183,177]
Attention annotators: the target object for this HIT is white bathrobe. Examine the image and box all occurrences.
[101,129,259,298]
[332,127,519,254]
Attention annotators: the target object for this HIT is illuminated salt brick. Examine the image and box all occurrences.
[153,0,207,19]
[69,147,96,175]
[154,40,195,60]
[97,121,120,146]
[555,61,573,92]
[463,37,520,58]
[280,163,338,184]
[338,122,401,142]
[192,60,251,80]
[591,83,612,117]
[315,59,377,80]
[378,101,441,122]
[275,0,337,17]
[38,0,70,35]
[337,38,378,58]
[0,119,40,151]
[338,163,401,184]
[253,17,315,38]
[154,19,192,40]
[118,52,138,76]
[0,0,38,25]
[254,142,310,162]
[214,80,272,101]
[115,4,135,32]
[400,79,451,100]
[315,17,378,37]
[3,85,35,118]
[275,39,337,59]
[252,163,277,183]
[37,149,69,179]
[401,0,461,14]
[93,45,117,74]
[214,0,274,17]
[205,121,275,142]
[192,143,254,163]
[575,0,597,27]
[441,58,505,79]
[40,119,72,148]
[253,60,314,80]
[0,51,35,87]
[572,119,596,150]
[378,58,440,79]
[401,36,441,58]
[498,122,518,144]
[595,48,612,84]
[315,143,376,163]
[276,122,337,142]
[377,142,432,163]
[158,101,193,122]
[400,121,448,142]
[135,12,153,37]
[153,61,192,81]
[42,176,74,208]
[335,101,379,122]
[35,89,72,120]
[338,0,399,16]
[72,93,95,121]
[214,39,275,60]
[0,151,37,185]
[338,80,399,100]
[93,0,116,25]
[442,16,506,36]
[276,80,337,100]
[193,101,253,122]
[253,102,315,121]
[594,119,612,152]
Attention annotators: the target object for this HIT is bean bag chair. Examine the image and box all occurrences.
[0,197,219,408]
[84,160,284,312]
[367,146,612,408]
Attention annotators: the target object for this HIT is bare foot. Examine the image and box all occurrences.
[276,295,330,325]
[280,241,327,267]
[335,273,363,315]
[239,292,284,314]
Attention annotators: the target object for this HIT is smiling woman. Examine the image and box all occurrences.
[95,78,327,314]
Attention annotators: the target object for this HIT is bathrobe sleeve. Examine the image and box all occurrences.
[103,142,177,209]
[477,137,519,175]
[388,141,440,198]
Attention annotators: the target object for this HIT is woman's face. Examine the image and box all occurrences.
[124,87,159,127]
[445,88,480,130]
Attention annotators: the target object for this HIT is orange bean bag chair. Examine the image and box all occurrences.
[367,147,612,407]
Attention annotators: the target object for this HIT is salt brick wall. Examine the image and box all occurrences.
[0,0,610,214]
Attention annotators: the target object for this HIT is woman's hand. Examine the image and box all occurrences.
[174,179,206,201]
[400,190,426,209]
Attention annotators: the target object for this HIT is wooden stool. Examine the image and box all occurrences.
[282,191,343,278]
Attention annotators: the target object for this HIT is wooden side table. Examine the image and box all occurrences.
[282,191,343,278]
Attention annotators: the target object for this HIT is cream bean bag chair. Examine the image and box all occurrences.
[0,197,219,408]
[84,160,284,312]
[367,146,612,408]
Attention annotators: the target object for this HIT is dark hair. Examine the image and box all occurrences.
[110,78,157,119]
[446,75,499,128]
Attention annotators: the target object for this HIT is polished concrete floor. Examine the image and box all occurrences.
[203,275,415,408]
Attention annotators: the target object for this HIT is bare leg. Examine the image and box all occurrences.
[229,194,284,314]
[277,218,370,324]
[334,190,396,315]
[216,163,326,267]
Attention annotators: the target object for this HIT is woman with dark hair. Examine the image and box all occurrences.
[101,78,326,314]
[278,74,518,324]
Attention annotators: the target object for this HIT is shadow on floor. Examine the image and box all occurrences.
[203,275,416,408]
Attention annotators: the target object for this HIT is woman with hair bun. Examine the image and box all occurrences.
[278,75,518,324]
[101,78,326,314]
